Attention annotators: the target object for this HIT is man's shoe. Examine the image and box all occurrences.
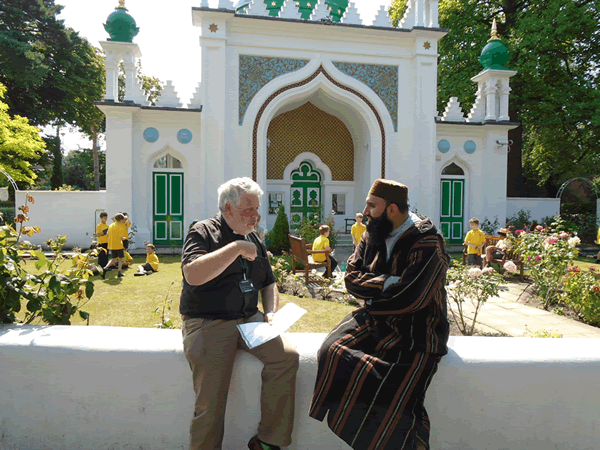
[117,272,124,277]
[247,435,281,450]
[134,272,145,277]
[100,269,106,279]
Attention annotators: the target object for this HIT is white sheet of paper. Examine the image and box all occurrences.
[237,303,307,349]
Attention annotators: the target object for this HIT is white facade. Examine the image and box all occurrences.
[94,1,518,247]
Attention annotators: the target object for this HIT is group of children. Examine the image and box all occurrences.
[94,212,159,279]
[464,217,510,268]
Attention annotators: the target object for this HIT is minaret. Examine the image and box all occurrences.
[101,0,141,102]
[467,18,517,122]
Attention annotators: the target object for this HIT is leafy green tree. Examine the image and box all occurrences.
[389,0,600,195]
[0,83,46,186]
[63,148,106,190]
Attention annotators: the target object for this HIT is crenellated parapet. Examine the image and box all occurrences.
[232,0,440,29]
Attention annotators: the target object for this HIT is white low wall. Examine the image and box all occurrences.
[1,325,599,450]
[15,191,106,249]
[506,197,561,223]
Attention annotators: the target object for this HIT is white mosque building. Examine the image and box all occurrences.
[19,0,561,249]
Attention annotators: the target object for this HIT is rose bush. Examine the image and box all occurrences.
[561,266,600,326]
[509,216,580,310]
[0,195,95,325]
[447,261,503,336]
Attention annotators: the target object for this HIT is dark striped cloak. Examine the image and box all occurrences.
[309,218,449,450]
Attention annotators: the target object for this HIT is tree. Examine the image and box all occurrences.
[0,83,46,186]
[1,0,106,190]
[63,148,106,190]
[265,205,291,255]
[389,0,600,195]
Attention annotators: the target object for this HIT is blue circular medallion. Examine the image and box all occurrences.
[464,140,477,154]
[143,127,159,143]
[437,139,451,153]
[177,129,193,144]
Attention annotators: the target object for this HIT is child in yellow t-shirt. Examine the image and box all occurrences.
[312,224,337,275]
[135,244,159,276]
[96,212,109,268]
[464,217,486,267]
[351,213,366,248]
[102,213,129,278]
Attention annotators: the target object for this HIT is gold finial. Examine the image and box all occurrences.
[118,0,125,8]
[488,18,500,41]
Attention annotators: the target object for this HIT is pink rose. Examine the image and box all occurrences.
[482,267,495,274]
[559,232,569,239]
[504,261,518,273]
[536,225,543,231]
[468,267,482,278]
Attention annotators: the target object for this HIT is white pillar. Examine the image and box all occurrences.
[484,78,497,121]
[498,78,511,121]
[430,0,439,27]
[122,52,136,103]
[104,51,119,101]
[96,105,137,219]
[415,0,425,26]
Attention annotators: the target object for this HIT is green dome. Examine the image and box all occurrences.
[479,19,510,70]
[479,39,510,70]
[104,6,139,43]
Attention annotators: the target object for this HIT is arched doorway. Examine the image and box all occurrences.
[440,162,466,243]
[152,153,184,245]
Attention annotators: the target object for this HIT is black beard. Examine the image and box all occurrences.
[366,210,394,246]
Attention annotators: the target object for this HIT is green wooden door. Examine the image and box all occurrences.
[153,172,184,245]
[289,160,322,229]
[440,179,464,244]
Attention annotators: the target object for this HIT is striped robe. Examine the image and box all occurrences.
[309,218,449,450]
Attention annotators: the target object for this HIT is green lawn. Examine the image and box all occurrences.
[17,254,356,332]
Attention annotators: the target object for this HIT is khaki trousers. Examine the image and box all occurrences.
[182,312,299,450]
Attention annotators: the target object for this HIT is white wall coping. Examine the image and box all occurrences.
[1,325,600,450]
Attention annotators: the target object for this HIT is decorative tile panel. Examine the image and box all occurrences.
[239,55,309,124]
[332,62,398,131]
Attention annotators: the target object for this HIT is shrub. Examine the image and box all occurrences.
[506,209,532,230]
[561,266,600,326]
[265,205,290,255]
[0,194,94,325]
[0,206,14,225]
[446,262,503,336]
[509,216,580,310]
[480,215,500,235]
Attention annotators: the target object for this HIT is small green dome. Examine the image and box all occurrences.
[479,19,510,70]
[104,4,139,43]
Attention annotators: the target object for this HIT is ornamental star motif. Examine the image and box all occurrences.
[423,41,431,50]
[209,23,218,33]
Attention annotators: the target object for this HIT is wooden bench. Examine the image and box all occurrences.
[487,247,526,281]
[462,235,500,266]
[288,234,331,284]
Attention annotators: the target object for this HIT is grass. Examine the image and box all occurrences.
[17,254,356,332]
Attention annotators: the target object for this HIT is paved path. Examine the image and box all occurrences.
[449,281,600,338]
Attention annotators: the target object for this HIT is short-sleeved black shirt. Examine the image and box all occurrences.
[179,214,275,320]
